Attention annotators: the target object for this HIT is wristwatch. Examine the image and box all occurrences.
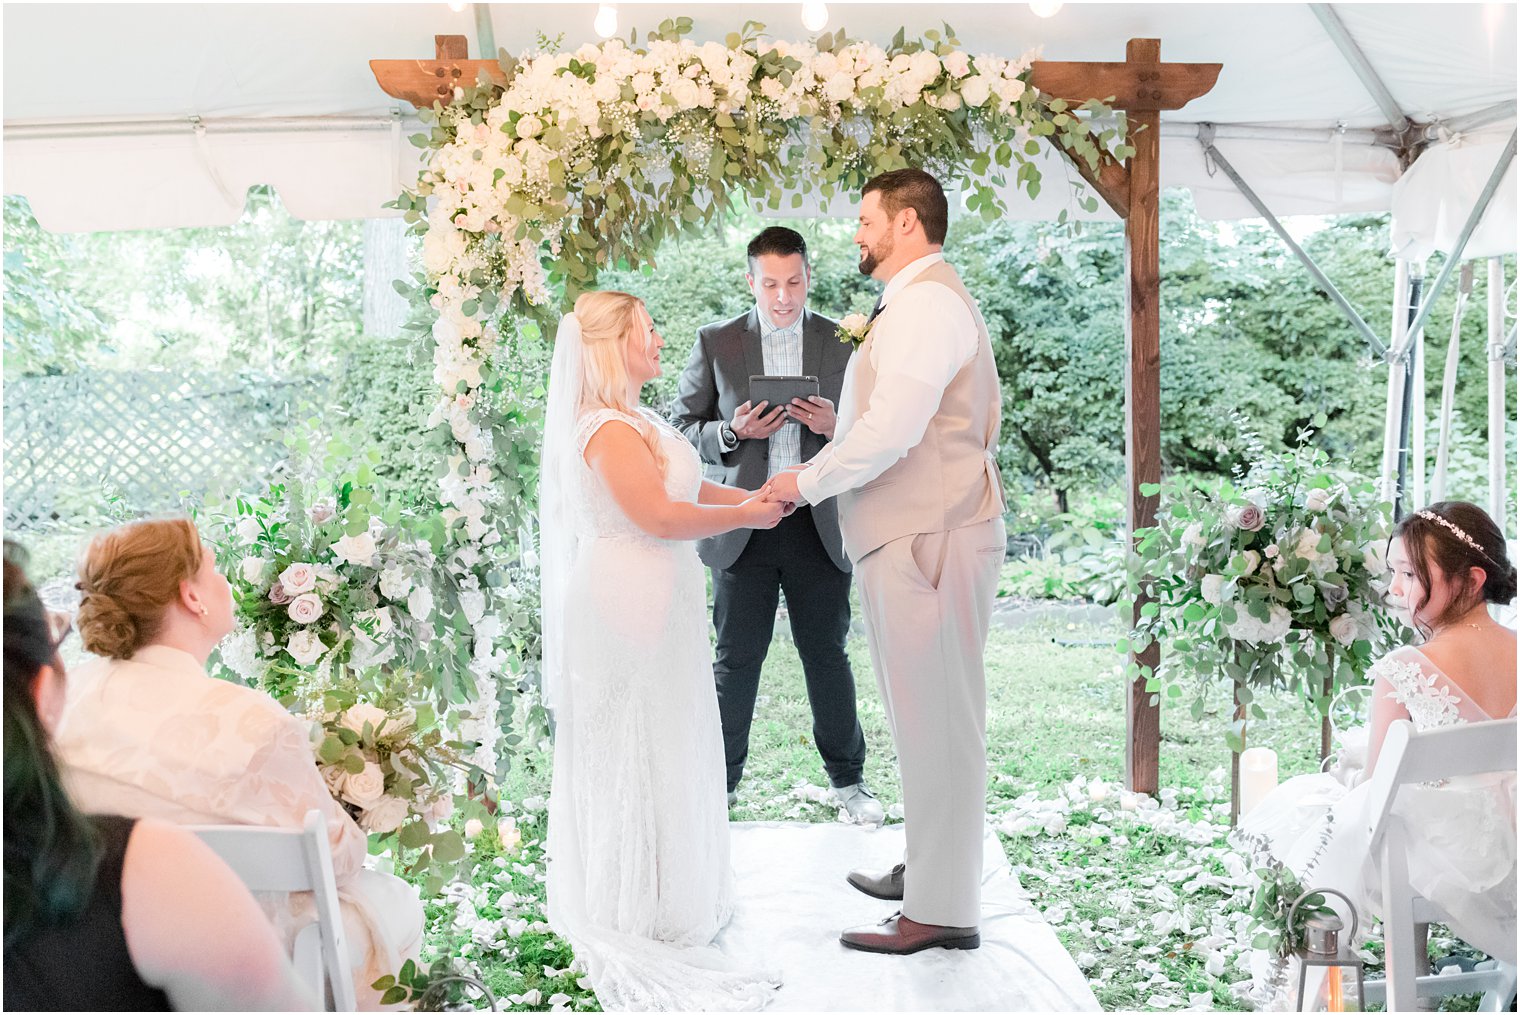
[718,420,739,450]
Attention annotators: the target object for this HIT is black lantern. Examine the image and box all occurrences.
[1289,887,1366,1012]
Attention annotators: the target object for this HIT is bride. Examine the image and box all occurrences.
[1241,500,1517,1005]
[539,290,785,1011]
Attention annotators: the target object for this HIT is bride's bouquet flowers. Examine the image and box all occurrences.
[1128,417,1405,731]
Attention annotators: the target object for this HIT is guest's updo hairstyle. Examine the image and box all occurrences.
[572,289,666,470]
[75,518,203,659]
[1391,500,1517,634]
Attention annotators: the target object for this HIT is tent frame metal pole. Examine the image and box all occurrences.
[1422,101,1519,141]
[1381,259,1412,498]
[1393,270,1425,520]
[1200,131,1387,357]
[472,3,496,61]
[1397,131,1518,356]
[1309,3,1416,155]
[1489,259,1509,526]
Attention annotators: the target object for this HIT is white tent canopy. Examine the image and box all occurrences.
[3,2,1515,243]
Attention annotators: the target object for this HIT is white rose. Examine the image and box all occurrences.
[308,499,336,524]
[359,795,410,835]
[960,74,992,108]
[1305,487,1335,513]
[1241,550,1261,575]
[1200,574,1226,605]
[824,71,855,103]
[997,77,1026,104]
[839,312,869,333]
[286,629,325,666]
[287,593,325,625]
[1183,522,1207,548]
[333,532,378,568]
[515,114,543,139]
[378,566,412,601]
[278,562,318,594]
[239,556,267,584]
[342,762,387,808]
[340,703,389,737]
[319,764,348,795]
[408,585,434,622]
[235,516,263,543]
[943,50,972,78]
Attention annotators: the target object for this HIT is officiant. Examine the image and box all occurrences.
[672,226,881,825]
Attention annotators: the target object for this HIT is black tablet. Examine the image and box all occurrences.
[749,374,820,411]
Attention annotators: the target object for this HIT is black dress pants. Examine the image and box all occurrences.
[712,506,865,793]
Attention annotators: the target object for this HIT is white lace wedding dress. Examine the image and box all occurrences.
[544,407,777,1012]
[1241,645,1517,1003]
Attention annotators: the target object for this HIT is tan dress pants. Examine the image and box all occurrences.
[855,516,1005,928]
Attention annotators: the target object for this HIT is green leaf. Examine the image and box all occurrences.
[380,987,408,1007]
[430,830,467,863]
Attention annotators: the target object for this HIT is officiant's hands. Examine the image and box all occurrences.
[787,395,836,438]
[731,400,788,440]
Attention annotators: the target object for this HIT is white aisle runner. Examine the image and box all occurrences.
[722,821,1100,1012]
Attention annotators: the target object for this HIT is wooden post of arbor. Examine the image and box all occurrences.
[1030,40,1220,795]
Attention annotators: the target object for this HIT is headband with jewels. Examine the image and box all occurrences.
[1415,510,1495,561]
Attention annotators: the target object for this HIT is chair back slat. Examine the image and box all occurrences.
[1367,718,1518,844]
[189,809,357,1011]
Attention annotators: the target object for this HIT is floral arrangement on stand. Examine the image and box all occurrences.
[389,18,1128,744]
[1127,415,1407,757]
[205,436,514,889]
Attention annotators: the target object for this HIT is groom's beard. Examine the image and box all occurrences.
[858,233,894,276]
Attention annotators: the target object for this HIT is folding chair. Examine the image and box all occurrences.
[190,809,357,1011]
[1363,718,1518,1012]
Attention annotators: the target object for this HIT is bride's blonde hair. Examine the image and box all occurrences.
[572,290,666,470]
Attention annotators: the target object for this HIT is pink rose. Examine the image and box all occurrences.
[1227,503,1265,532]
[268,582,293,605]
[287,593,325,624]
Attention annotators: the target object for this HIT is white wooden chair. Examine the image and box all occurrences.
[190,809,357,1012]
[1363,717,1518,1012]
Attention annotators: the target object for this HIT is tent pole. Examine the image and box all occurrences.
[1412,311,1427,509]
[1399,131,1518,351]
[1394,267,1425,520]
[1381,259,1411,500]
[472,4,496,61]
[1489,258,1508,528]
[1432,265,1475,500]
[1200,135,1387,357]
[1308,3,1416,155]
[1421,101,1519,141]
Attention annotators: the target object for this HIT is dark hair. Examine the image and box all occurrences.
[1390,500,1517,636]
[862,168,949,245]
[746,226,808,271]
[4,541,102,950]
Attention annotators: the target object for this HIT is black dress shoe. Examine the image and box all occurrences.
[846,863,905,901]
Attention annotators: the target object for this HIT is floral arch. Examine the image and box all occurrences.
[390,19,1122,782]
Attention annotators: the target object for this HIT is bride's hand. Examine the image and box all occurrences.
[740,494,786,530]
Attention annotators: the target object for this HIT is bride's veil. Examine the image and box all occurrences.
[538,310,583,721]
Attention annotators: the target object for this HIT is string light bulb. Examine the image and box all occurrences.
[594,4,619,39]
[447,0,468,12]
[1029,0,1063,16]
[801,1,829,33]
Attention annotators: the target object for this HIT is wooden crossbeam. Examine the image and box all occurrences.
[371,35,508,108]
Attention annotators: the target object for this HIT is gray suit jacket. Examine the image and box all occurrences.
[672,307,854,573]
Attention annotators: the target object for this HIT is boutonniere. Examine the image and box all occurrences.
[836,312,871,348]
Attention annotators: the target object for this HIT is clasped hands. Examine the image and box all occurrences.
[759,464,809,512]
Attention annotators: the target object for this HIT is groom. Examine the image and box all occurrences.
[764,168,1006,954]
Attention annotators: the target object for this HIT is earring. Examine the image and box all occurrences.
[199,606,208,617]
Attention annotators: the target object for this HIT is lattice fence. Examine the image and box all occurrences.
[4,368,329,531]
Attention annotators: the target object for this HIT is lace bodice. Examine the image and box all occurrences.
[572,408,702,542]
[1376,654,1466,731]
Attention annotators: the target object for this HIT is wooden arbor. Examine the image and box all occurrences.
[1030,40,1219,793]
[373,35,1221,795]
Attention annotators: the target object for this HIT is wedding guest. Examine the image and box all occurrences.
[4,541,315,1012]
[53,518,423,1010]
[672,225,881,822]
[1240,500,1517,1004]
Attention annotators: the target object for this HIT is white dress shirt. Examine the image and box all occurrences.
[796,252,977,504]
[759,307,804,478]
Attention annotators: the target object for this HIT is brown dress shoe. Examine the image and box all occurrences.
[839,911,980,954]
[846,863,905,901]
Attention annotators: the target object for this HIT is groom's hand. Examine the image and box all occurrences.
[731,400,788,440]
[763,468,804,507]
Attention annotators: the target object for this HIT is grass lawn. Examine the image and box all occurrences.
[419,616,1452,1013]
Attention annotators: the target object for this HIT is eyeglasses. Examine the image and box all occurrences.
[45,609,73,651]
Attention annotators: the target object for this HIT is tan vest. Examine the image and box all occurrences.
[837,259,1006,561]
